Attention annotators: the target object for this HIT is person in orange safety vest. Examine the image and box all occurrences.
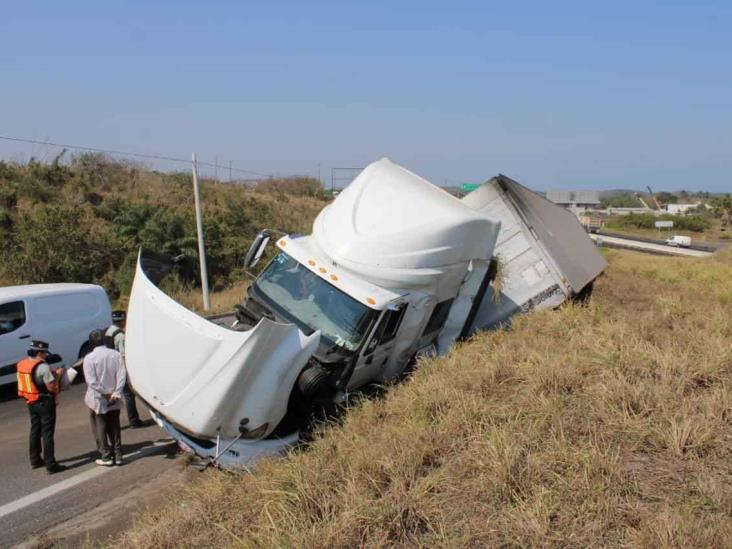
[17,340,67,474]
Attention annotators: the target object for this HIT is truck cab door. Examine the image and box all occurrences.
[348,304,407,390]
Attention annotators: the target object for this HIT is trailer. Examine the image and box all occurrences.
[126,159,606,468]
[464,175,608,329]
[578,213,603,234]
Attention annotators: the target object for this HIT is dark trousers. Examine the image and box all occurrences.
[122,380,140,424]
[28,397,57,470]
[89,409,122,461]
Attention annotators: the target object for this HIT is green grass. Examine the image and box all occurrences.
[604,216,728,243]
[119,248,732,547]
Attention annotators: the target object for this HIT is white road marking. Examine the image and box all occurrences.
[0,441,173,520]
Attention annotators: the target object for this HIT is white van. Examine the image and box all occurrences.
[0,284,112,386]
[665,235,692,248]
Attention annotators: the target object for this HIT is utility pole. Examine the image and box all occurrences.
[191,153,211,311]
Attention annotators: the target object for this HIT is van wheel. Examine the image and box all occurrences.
[78,342,93,359]
[73,342,92,383]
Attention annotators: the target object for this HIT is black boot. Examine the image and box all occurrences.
[46,462,67,474]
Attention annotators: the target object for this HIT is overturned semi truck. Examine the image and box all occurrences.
[126,158,607,468]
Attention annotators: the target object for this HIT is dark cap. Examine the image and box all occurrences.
[30,340,50,353]
[112,310,126,322]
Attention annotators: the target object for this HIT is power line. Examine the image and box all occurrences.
[0,135,274,178]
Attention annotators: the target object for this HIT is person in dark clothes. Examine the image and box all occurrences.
[16,340,67,474]
[105,310,143,428]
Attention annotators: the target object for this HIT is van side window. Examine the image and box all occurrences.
[421,299,454,337]
[0,301,26,335]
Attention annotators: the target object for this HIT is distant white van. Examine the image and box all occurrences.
[0,284,112,386]
[665,235,692,248]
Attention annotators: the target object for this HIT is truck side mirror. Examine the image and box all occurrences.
[244,230,271,269]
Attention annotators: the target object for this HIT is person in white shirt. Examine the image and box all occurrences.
[83,329,126,466]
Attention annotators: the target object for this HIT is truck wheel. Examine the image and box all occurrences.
[573,281,594,305]
[297,364,329,399]
[270,367,330,438]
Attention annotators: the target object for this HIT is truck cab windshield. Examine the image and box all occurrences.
[252,252,377,352]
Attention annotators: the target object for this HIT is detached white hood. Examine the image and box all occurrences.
[126,255,320,439]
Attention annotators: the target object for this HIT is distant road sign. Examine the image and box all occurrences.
[460,183,480,193]
[655,220,674,228]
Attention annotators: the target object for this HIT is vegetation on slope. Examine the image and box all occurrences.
[120,249,732,547]
[0,155,328,303]
[605,212,713,233]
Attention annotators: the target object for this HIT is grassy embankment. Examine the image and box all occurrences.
[120,248,732,547]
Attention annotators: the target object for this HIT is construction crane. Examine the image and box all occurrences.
[634,192,651,210]
[646,186,662,210]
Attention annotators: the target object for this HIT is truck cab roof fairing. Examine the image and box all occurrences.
[313,158,500,271]
[126,252,320,439]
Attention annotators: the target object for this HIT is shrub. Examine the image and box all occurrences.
[612,213,712,232]
[255,176,324,197]
[1,204,121,284]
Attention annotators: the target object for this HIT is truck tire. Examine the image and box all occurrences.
[573,281,594,305]
[297,364,330,399]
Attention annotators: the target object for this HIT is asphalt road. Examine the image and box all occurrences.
[589,233,714,257]
[0,382,183,548]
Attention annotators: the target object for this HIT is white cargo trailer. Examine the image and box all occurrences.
[125,158,606,468]
[464,175,608,329]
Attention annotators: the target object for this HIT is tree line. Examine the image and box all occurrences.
[0,153,328,301]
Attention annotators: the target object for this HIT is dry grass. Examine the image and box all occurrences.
[169,280,250,314]
[119,249,732,548]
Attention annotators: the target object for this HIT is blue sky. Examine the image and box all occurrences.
[1,1,730,191]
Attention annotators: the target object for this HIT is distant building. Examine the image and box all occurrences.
[546,190,601,213]
[664,203,701,215]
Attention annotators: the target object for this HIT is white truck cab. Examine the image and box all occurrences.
[0,284,112,386]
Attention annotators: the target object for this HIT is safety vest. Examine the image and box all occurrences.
[17,357,46,404]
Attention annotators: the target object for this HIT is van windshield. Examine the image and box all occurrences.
[252,252,377,352]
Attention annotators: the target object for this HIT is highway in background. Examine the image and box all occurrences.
[590,233,715,257]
